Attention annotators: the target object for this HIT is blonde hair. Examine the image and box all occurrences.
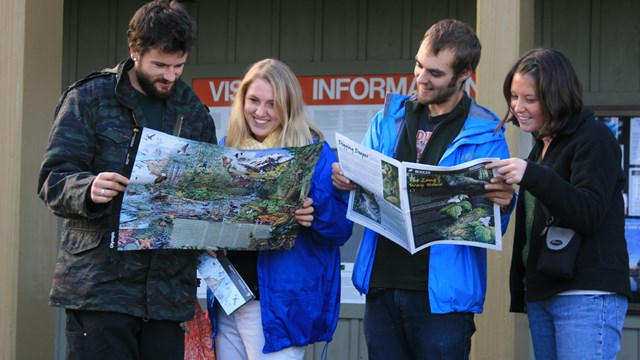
[225,58,324,148]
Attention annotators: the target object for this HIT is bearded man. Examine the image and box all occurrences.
[37,1,216,359]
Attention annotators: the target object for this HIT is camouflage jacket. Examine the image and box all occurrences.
[38,58,217,321]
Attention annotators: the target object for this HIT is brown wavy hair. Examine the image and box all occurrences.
[496,48,583,139]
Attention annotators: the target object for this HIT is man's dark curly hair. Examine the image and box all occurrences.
[127,0,195,56]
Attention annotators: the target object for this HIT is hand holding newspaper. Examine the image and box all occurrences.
[335,133,502,253]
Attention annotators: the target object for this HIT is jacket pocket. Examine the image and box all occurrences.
[62,228,103,255]
[94,126,132,172]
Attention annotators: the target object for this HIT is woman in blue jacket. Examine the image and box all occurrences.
[206,58,352,359]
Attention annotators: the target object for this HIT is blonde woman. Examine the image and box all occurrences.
[207,58,353,359]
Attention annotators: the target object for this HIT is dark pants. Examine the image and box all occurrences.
[363,289,475,360]
[65,310,185,360]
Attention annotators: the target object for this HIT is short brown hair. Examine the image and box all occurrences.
[422,19,482,78]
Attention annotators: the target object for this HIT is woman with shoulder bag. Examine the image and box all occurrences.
[486,48,631,359]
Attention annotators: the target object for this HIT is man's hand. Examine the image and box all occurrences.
[90,172,130,204]
[484,175,516,207]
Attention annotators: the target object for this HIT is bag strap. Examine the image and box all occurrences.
[539,202,557,236]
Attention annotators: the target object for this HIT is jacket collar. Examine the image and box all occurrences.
[531,109,593,159]
[111,58,138,110]
[558,109,593,137]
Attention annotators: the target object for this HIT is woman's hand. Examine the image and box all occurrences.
[331,162,358,191]
[486,158,528,185]
[295,197,314,227]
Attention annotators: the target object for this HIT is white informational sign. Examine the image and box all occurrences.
[193,74,418,147]
[629,168,640,216]
[630,118,640,166]
[628,118,640,216]
[340,262,365,304]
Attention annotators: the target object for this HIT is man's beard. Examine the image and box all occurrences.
[136,70,175,100]
[418,75,461,105]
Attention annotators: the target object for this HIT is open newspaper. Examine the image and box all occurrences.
[197,253,254,315]
[336,133,502,253]
[110,127,323,251]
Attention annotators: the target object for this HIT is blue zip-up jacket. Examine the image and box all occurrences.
[352,93,513,314]
[208,139,353,353]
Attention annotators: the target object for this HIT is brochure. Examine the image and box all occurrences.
[335,133,502,253]
[110,127,323,251]
[197,253,254,315]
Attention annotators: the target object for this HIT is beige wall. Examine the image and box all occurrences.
[0,0,24,356]
[0,0,63,359]
[474,0,533,358]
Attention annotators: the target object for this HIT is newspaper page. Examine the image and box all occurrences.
[335,133,410,248]
[335,133,502,253]
[401,160,502,252]
[111,127,323,251]
[197,253,254,315]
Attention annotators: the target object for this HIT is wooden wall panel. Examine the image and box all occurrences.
[65,0,479,81]
[365,0,404,60]
[454,0,475,31]
[193,1,232,64]
[303,304,368,360]
[235,0,273,62]
[539,0,640,106]
[280,0,316,62]
[114,1,145,62]
[75,1,113,77]
[620,316,640,359]
[597,0,640,93]
[321,0,360,61]
[543,0,592,85]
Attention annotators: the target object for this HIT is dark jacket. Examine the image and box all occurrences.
[38,58,217,321]
[510,110,631,312]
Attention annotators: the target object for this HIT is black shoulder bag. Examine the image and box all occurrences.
[536,206,582,280]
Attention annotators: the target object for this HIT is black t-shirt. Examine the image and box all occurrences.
[134,90,163,131]
[415,107,446,161]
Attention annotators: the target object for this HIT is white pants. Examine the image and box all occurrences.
[215,300,307,360]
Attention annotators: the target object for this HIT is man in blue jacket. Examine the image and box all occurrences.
[332,19,515,359]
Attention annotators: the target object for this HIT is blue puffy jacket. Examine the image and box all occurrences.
[351,93,513,314]
[208,140,353,353]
